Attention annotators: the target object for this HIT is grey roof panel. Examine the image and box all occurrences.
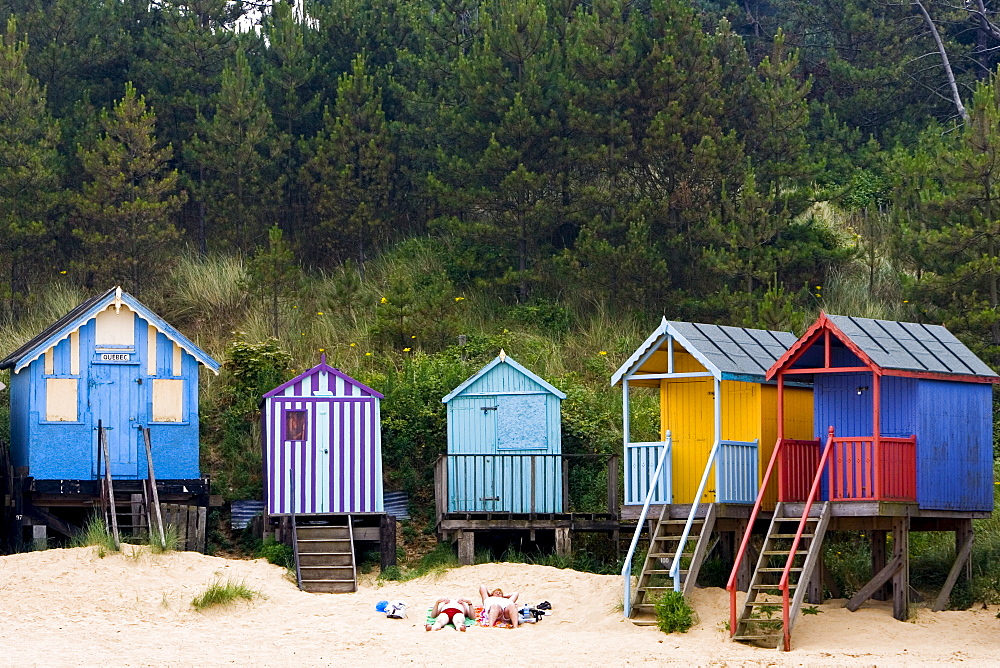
[670,321,796,377]
[825,314,997,378]
[0,288,112,369]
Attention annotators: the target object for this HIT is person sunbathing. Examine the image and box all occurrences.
[426,597,474,632]
[479,585,519,628]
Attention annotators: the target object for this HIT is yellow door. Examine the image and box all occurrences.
[664,378,715,503]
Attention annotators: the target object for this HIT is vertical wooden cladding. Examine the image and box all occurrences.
[263,363,384,516]
[916,380,993,511]
[760,385,813,509]
[662,351,712,503]
[443,354,564,513]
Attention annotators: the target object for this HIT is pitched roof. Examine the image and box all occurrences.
[0,286,220,374]
[611,317,799,386]
[263,355,383,399]
[768,313,998,380]
[442,352,565,403]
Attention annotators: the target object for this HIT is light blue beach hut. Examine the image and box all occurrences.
[441,350,566,513]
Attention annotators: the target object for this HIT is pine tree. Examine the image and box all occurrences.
[302,54,394,271]
[73,82,186,295]
[187,48,286,253]
[0,17,60,320]
[246,225,299,338]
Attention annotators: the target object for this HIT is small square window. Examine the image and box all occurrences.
[285,410,307,441]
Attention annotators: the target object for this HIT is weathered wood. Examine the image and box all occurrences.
[434,456,447,525]
[99,424,120,550]
[871,530,888,601]
[607,454,619,516]
[845,554,903,612]
[380,514,397,570]
[131,494,145,535]
[806,551,823,605]
[457,530,474,565]
[554,527,571,558]
[956,519,974,583]
[932,531,974,612]
[195,506,207,553]
[143,428,166,550]
[31,523,47,550]
[892,517,910,621]
[22,503,79,538]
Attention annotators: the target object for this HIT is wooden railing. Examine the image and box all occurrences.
[781,435,916,502]
[434,453,619,522]
[716,439,759,504]
[624,441,671,505]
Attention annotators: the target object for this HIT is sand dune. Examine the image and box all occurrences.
[0,546,996,666]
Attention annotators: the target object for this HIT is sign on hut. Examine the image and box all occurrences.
[441,350,566,513]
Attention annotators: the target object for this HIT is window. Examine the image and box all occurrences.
[285,410,307,441]
[45,378,78,421]
[152,379,184,422]
[95,306,135,346]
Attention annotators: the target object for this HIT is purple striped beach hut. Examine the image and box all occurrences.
[262,355,384,515]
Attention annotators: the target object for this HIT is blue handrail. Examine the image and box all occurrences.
[669,436,720,590]
[621,431,672,618]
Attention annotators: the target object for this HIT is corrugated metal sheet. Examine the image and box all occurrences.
[263,364,383,515]
[445,355,563,512]
[383,490,410,519]
[826,315,998,378]
[231,500,265,529]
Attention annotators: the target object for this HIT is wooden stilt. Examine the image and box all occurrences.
[457,530,475,565]
[806,551,823,605]
[845,554,902,611]
[932,529,974,612]
[380,514,397,570]
[956,519,973,583]
[555,527,571,558]
[732,519,752,592]
[891,517,910,621]
[871,530,888,601]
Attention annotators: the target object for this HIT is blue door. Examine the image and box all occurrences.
[91,362,140,478]
[447,396,498,511]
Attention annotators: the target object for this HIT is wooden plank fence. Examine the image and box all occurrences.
[161,503,207,553]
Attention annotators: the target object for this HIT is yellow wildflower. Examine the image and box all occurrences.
[598,351,607,356]
[455,296,465,302]
[380,297,388,304]
[403,347,411,352]
[365,352,373,357]
[319,348,325,352]
[317,311,324,315]
[350,343,357,347]
[59,270,67,275]
[411,335,416,339]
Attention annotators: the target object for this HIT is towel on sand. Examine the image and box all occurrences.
[426,607,476,629]
[475,605,514,628]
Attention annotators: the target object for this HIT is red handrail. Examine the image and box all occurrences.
[778,426,835,651]
[726,435,784,635]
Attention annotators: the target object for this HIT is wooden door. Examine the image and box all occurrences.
[91,362,140,478]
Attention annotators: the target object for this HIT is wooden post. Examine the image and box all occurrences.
[31,523,47,551]
[434,455,448,527]
[561,458,570,513]
[732,519,751,592]
[776,374,785,502]
[872,371,882,500]
[143,427,166,550]
[555,527,571,558]
[871,530,888,600]
[891,516,910,621]
[607,454,619,516]
[457,530,475,566]
[380,514,397,570]
[956,519,973,583]
[806,550,824,604]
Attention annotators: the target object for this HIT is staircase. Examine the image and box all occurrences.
[98,426,166,549]
[732,501,831,647]
[629,503,717,624]
[295,521,358,593]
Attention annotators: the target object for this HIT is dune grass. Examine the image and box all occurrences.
[70,516,119,557]
[191,579,263,610]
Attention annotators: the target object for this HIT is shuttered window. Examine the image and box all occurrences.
[152,379,184,422]
[45,378,78,421]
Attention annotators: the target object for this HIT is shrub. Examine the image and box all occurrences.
[255,537,294,571]
[654,591,695,634]
[191,579,263,610]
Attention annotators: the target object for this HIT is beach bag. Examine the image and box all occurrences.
[385,600,407,619]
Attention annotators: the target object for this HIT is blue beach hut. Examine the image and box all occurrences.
[441,350,566,513]
[0,286,219,482]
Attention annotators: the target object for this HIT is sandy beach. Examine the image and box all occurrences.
[0,546,996,666]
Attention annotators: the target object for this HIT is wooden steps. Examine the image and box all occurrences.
[732,501,831,648]
[628,503,717,624]
[295,523,357,593]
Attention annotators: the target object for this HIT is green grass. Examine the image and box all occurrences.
[191,579,263,610]
[71,516,119,556]
[377,542,459,582]
[147,522,180,554]
[653,590,695,633]
[254,537,294,571]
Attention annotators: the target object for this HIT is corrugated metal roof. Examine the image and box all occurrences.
[611,317,799,385]
[826,314,998,378]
